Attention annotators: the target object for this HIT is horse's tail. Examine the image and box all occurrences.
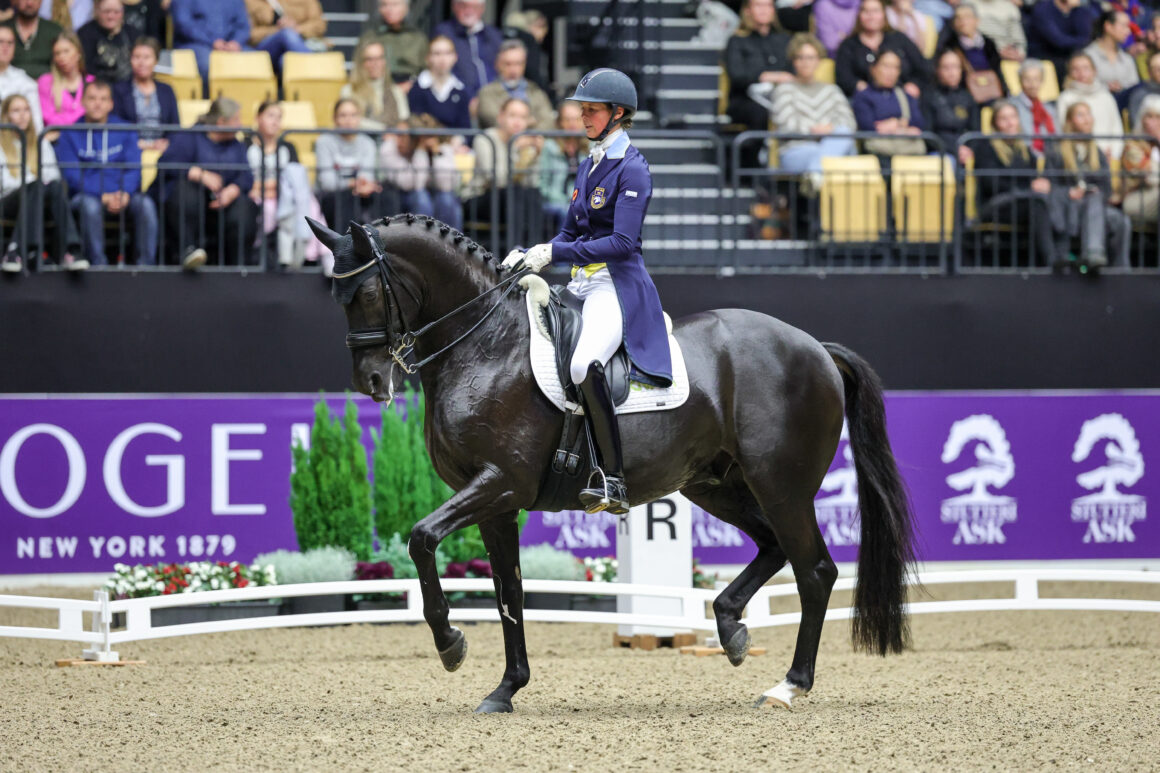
[823,342,916,656]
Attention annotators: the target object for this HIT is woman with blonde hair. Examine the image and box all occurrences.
[1056,52,1122,159]
[0,93,82,272]
[1045,101,1129,269]
[341,39,409,130]
[37,32,92,126]
[1121,94,1160,227]
[380,112,462,230]
[537,99,587,233]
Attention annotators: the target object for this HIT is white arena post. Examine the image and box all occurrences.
[615,492,694,637]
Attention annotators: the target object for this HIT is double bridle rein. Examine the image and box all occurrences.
[337,223,529,374]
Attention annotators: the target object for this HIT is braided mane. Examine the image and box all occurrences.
[373,213,498,272]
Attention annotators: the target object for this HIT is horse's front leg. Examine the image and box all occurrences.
[408,463,519,671]
[475,515,529,714]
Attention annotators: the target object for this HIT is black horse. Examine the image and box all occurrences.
[308,215,915,713]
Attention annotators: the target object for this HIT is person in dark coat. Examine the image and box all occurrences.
[77,0,133,83]
[431,0,503,100]
[835,0,931,98]
[971,99,1063,265]
[724,0,793,135]
[112,37,178,149]
[935,3,1006,104]
[1026,0,1097,79]
[407,34,471,130]
[501,69,672,517]
[922,49,980,162]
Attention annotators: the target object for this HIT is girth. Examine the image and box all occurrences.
[547,286,632,406]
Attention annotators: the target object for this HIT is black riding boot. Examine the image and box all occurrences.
[577,361,629,515]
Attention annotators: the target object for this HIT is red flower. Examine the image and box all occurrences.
[237,578,249,588]
[585,568,594,581]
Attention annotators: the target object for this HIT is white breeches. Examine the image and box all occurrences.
[567,268,624,385]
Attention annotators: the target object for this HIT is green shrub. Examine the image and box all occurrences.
[289,396,373,560]
[519,543,585,580]
[252,547,357,584]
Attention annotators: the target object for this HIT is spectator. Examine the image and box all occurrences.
[315,97,392,227]
[1121,94,1160,225]
[341,39,408,131]
[0,24,42,130]
[41,0,91,29]
[914,0,953,33]
[922,48,979,163]
[1083,9,1139,110]
[152,96,257,269]
[724,0,792,145]
[973,0,1026,61]
[537,99,586,232]
[77,0,132,83]
[770,33,857,187]
[358,0,427,89]
[971,99,1062,265]
[171,0,250,83]
[1128,50,1160,125]
[38,32,92,126]
[1046,100,1129,268]
[475,39,553,130]
[462,96,541,223]
[0,92,81,271]
[247,99,326,269]
[112,36,177,150]
[835,0,930,98]
[1011,58,1058,154]
[851,49,927,157]
[120,0,163,43]
[813,0,860,56]
[936,4,1006,104]
[1056,52,1122,158]
[886,0,936,56]
[1026,0,1096,80]
[380,113,463,230]
[4,0,63,79]
[502,9,549,93]
[432,0,502,100]
[244,0,323,68]
[54,79,158,266]
[408,35,471,130]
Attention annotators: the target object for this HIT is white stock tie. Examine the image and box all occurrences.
[589,144,605,172]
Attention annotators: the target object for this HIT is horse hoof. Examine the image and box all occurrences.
[438,627,468,672]
[723,627,751,667]
[753,679,807,710]
[474,696,514,714]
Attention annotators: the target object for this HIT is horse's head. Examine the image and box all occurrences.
[309,217,415,403]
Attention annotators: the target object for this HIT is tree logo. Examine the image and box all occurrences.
[939,414,1018,545]
[815,423,860,546]
[1070,413,1147,544]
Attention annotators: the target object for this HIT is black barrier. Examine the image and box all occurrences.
[39,123,264,272]
[0,123,28,273]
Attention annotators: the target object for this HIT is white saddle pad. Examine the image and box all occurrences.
[523,278,691,415]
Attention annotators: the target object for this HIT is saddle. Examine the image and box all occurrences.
[546,286,632,406]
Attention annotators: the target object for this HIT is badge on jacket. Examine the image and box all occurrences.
[590,187,607,209]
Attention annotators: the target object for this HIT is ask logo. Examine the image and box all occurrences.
[939,415,1018,545]
[815,423,860,547]
[1070,413,1147,544]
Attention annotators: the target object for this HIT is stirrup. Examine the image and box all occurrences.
[579,468,629,515]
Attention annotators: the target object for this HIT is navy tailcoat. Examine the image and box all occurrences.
[550,134,673,387]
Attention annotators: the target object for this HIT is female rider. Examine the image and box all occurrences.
[502,68,673,515]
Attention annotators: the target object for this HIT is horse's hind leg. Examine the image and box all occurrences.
[752,494,837,709]
[474,515,530,714]
[682,478,788,668]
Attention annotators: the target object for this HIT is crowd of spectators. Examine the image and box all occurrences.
[723,0,1160,268]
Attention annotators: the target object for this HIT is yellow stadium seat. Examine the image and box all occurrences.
[282,51,348,130]
[891,155,955,242]
[718,68,730,116]
[177,99,211,126]
[981,105,992,134]
[815,58,835,85]
[277,101,319,184]
[921,18,938,59]
[157,48,202,101]
[819,155,887,241]
[964,155,977,221]
[208,51,277,126]
[1001,59,1060,102]
[140,147,161,192]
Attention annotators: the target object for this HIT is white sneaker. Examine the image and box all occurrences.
[182,247,207,270]
[63,253,89,271]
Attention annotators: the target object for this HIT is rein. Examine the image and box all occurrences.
[343,223,529,374]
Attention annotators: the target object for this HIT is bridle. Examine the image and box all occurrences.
[338,223,529,374]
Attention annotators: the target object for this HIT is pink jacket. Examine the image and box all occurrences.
[38,73,94,126]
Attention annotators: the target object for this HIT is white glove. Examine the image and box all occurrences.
[523,242,553,272]
[501,248,525,270]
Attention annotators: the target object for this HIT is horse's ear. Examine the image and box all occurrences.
[306,218,341,250]
[349,220,373,255]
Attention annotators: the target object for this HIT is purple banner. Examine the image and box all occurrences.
[1,393,1157,574]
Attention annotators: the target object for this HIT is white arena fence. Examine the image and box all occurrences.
[1,570,1157,662]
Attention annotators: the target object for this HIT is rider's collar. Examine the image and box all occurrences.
[596,129,630,161]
